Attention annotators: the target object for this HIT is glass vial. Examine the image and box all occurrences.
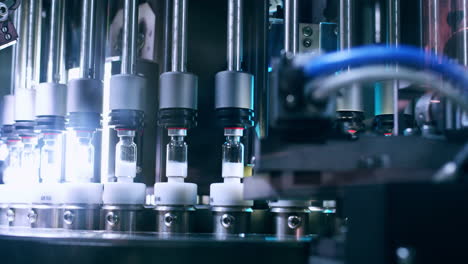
[166,128,188,178]
[3,138,23,184]
[40,133,64,183]
[222,128,244,178]
[115,129,137,182]
[65,130,95,183]
[20,136,40,183]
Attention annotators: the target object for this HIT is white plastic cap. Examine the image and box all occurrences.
[268,200,311,208]
[15,89,36,121]
[103,182,146,205]
[210,182,253,207]
[61,183,103,204]
[1,95,15,125]
[154,182,197,205]
[30,183,65,204]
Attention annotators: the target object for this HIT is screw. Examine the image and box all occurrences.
[5,33,11,40]
[27,209,37,224]
[63,210,74,225]
[287,215,302,229]
[106,212,119,226]
[303,38,312,48]
[164,213,177,227]
[7,209,14,223]
[302,26,313,37]
[221,214,235,228]
[1,27,7,33]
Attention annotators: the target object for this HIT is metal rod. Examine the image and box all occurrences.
[171,0,187,72]
[10,6,22,94]
[25,0,42,90]
[284,0,298,54]
[388,0,400,136]
[121,0,138,75]
[227,0,243,71]
[339,0,352,50]
[79,0,97,79]
[47,0,64,83]
[462,0,468,67]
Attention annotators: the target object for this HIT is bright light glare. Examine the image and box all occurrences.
[0,140,9,161]
[3,138,40,185]
[65,130,95,183]
[40,133,64,183]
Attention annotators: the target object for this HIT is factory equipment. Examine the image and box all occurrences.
[0,0,467,264]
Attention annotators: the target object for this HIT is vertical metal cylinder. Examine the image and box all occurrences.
[101,205,144,232]
[121,0,138,75]
[227,0,243,71]
[339,0,353,50]
[271,207,310,237]
[25,0,42,90]
[212,207,251,235]
[79,0,97,79]
[337,0,363,112]
[47,0,65,83]
[284,0,298,54]
[155,205,194,233]
[171,0,187,72]
[388,0,400,135]
[16,0,41,91]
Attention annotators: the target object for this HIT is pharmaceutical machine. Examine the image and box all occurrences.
[0,0,467,263]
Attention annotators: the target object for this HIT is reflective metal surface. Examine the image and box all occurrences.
[30,205,62,229]
[212,206,251,235]
[8,204,31,227]
[270,207,310,237]
[155,205,194,233]
[61,204,100,230]
[101,205,144,232]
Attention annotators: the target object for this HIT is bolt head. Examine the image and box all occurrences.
[164,213,177,227]
[106,212,119,226]
[303,38,312,48]
[1,27,7,33]
[7,209,14,223]
[287,215,302,229]
[27,209,37,224]
[5,33,11,40]
[302,26,313,37]
[221,214,235,228]
[63,210,74,225]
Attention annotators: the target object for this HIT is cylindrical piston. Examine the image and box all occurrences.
[159,72,198,110]
[67,78,103,114]
[154,205,194,233]
[61,204,101,230]
[212,206,251,235]
[101,205,144,232]
[270,203,311,237]
[215,71,254,110]
[109,74,146,111]
[35,82,67,117]
[29,204,62,228]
